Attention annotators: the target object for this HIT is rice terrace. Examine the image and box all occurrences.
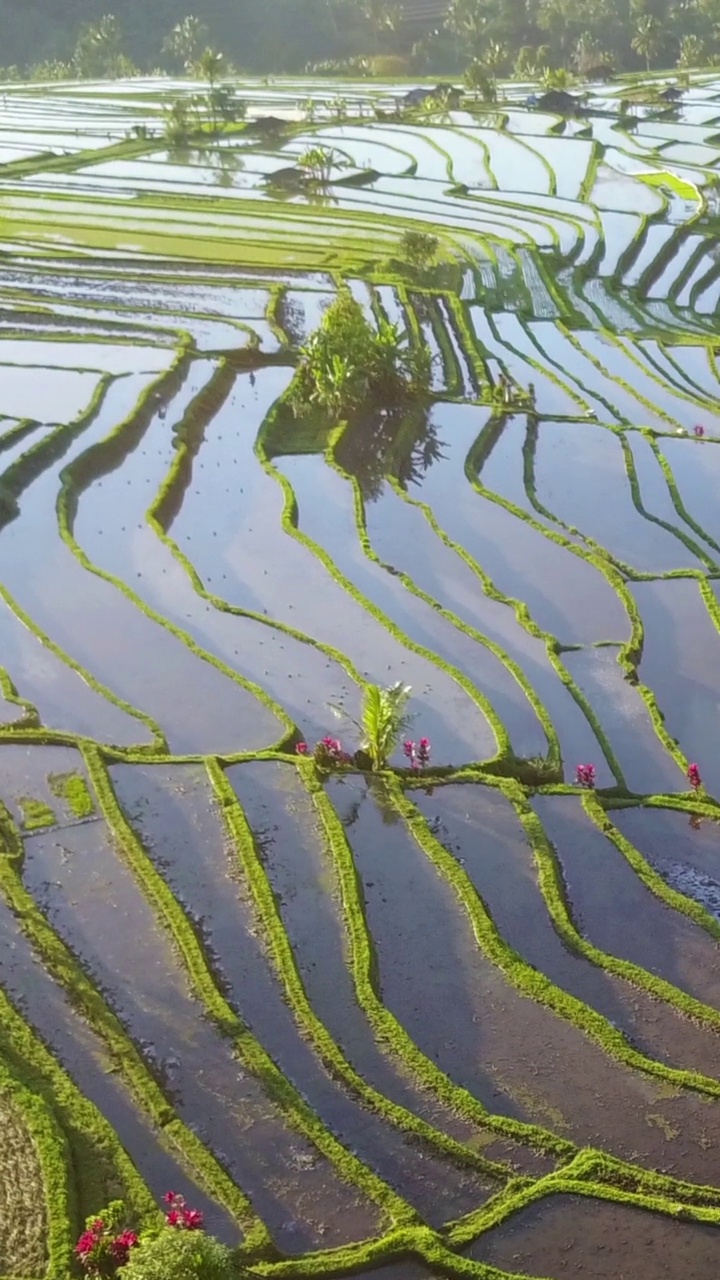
[5,50,720,1280]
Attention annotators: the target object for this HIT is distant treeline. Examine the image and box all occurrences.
[0,0,715,80]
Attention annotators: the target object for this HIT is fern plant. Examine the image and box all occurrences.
[331,682,413,771]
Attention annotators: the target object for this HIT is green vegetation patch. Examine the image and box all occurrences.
[48,772,95,820]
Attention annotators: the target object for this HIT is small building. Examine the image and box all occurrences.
[398,0,452,29]
[534,89,581,115]
[402,82,462,108]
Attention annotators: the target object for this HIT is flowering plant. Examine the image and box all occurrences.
[575,763,596,789]
[687,762,702,792]
[75,1203,138,1277]
[163,1192,204,1231]
[75,1194,206,1277]
[403,738,431,770]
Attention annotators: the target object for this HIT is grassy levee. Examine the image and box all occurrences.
[305,768,576,1165]
[395,780,720,1101]
[206,757,514,1185]
[0,801,158,1250]
[465,423,692,789]
[514,786,720,1055]
[255,399,507,770]
[382,469,561,773]
[0,789,256,1249]
[56,359,295,755]
[619,432,719,570]
[86,746,416,1244]
[147,360,382,729]
[0,1049,71,1278]
[591,795,720,939]
[0,361,187,753]
[325,427,513,767]
[380,415,623,785]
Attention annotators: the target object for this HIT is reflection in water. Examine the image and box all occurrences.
[335,405,446,502]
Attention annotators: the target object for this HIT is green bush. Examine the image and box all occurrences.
[400,229,439,273]
[289,291,430,418]
[119,1229,238,1280]
[369,54,410,76]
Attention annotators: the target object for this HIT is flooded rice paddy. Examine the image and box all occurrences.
[1,71,720,1280]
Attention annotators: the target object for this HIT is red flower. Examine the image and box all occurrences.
[181,1209,204,1231]
[110,1232,139,1263]
[162,1192,177,1205]
[295,742,309,755]
[75,1232,98,1258]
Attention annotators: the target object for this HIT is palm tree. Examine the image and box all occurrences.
[677,33,706,68]
[162,15,207,71]
[361,0,401,33]
[631,14,663,70]
[194,48,225,134]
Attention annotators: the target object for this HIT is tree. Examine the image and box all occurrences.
[72,14,130,78]
[194,47,225,132]
[162,15,208,71]
[631,13,663,68]
[361,0,403,35]
[677,32,706,66]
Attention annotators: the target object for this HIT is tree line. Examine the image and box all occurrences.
[0,0,715,80]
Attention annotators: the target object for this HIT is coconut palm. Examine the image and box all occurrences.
[631,14,663,70]
[163,15,208,71]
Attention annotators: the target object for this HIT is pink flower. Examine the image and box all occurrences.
[687,762,702,791]
[694,424,706,437]
[295,742,309,755]
[162,1192,177,1205]
[417,738,431,768]
[575,763,596,788]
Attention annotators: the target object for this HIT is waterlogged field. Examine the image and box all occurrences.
[2,71,720,1280]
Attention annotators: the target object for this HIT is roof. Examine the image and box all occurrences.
[398,0,452,25]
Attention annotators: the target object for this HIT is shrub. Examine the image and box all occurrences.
[119,1229,237,1280]
[297,146,340,185]
[400,229,439,273]
[290,291,430,418]
[369,54,410,76]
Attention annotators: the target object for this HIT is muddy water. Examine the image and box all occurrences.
[534,795,720,1023]
[414,402,630,646]
[21,814,380,1251]
[75,365,365,746]
[533,421,704,572]
[0,586,148,746]
[467,1193,720,1278]
[168,386,497,767]
[0,893,238,1240]
[357,476,608,778]
[227,760,553,1179]
[0,369,283,754]
[111,759,496,1227]
[561,647,682,795]
[278,455,497,766]
[613,806,720,921]
[0,742,90,828]
[632,579,720,801]
[330,775,720,1185]
[417,783,720,1081]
